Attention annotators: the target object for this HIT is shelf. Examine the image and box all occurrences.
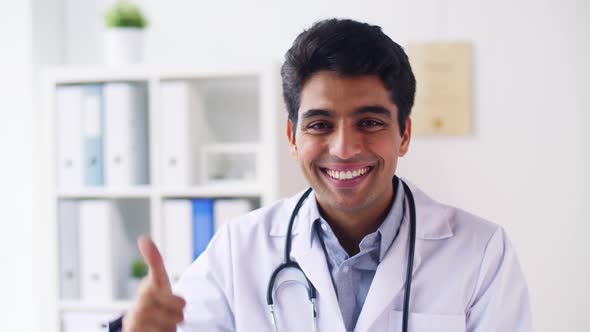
[202,142,260,154]
[44,64,305,332]
[44,64,269,85]
[161,182,262,198]
[59,300,133,312]
[57,187,153,199]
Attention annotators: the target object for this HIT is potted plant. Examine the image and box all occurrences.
[103,0,148,65]
[127,258,148,298]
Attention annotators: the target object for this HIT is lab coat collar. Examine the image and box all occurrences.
[290,190,348,330]
[405,179,455,240]
[268,189,316,239]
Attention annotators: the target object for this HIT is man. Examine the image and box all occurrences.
[114,18,532,331]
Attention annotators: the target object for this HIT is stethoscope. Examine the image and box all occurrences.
[266,176,417,332]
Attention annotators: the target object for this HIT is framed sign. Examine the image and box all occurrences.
[407,42,473,136]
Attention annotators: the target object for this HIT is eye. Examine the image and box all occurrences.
[359,119,385,131]
[306,121,333,133]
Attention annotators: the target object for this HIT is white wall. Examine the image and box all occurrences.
[398,2,590,331]
[57,0,589,331]
[0,1,64,331]
[0,1,37,331]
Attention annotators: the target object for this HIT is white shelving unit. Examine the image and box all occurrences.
[39,64,305,332]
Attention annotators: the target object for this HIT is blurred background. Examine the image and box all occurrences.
[0,0,588,331]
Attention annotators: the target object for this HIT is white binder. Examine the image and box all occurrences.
[213,199,253,231]
[62,311,118,332]
[160,81,208,186]
[103,83,149,186]
[58,200,80,299]
[56,86,83,188]
[81,84,104,186]
[79,200,126,301]
[162,199,193,285]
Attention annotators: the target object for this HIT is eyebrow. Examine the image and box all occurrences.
[300,109,333,120]
[354,106,392,118]
[300,105,392,121]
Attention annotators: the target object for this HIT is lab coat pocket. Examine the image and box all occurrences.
[390,310,466,332]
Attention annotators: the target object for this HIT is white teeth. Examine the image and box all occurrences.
[325,167,370,180]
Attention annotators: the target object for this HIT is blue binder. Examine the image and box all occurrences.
[82,84,104,186]
[192,199,215,260]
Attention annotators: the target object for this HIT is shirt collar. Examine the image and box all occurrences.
[309,179,406,262]
[376,180,405,261]
[269,178,455,242]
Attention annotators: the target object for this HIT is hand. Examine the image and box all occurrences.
[123,236,186,332]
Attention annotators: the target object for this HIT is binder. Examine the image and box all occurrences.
[58,200,80,299]
[162,199,193,284]
[79,200,126,301]
[213,199,252,231]
[56,85,83,188]
[160,81,207,186]
[109,200,142,299]
[62,311,118,332]
[104,82,149,186]
[161,81,193,186]
[192,199,215,260]
[82,84,104,186]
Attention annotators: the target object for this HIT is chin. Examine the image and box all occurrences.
[326,192,371,212]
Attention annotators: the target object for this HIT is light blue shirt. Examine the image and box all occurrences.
[309,182,405,331]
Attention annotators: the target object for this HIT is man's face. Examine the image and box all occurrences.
[287,71,411,216]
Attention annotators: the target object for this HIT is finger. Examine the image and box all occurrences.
[122,312,160,332]
[123,292,183,332]
[124,321,162,332]
[138,286,183,309]
[138,235,172,292]
[140,304,184,330]
[153,293,186,313]
[146,312,182,332]
[141,288,186,312]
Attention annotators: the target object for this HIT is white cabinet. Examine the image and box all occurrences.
[41,65,306,332]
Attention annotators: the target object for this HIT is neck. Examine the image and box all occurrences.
[318,188,395,256]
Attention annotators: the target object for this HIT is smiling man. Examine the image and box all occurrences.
[115,19,532,332]
[287,71,410,256]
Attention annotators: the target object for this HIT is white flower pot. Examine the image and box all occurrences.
[104,28,144,65]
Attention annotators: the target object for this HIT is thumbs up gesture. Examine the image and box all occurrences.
[123,236,186,332]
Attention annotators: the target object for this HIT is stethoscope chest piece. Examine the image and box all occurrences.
[267,260,318,332]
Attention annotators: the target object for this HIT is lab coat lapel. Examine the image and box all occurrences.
[354,198,423,332]
[290,197,347,331]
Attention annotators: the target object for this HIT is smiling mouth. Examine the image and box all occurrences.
[321,166,374,181]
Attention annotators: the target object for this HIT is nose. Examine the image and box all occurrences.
[328,125,363,160]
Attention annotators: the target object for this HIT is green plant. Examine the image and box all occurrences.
[104,0,148,29]
[131,258,148,279]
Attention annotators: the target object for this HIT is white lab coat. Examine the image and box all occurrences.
[175,181,532,332]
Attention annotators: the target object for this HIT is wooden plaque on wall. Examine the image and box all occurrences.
[407,42,473,136]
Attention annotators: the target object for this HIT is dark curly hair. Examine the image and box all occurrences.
[281,18,416,135]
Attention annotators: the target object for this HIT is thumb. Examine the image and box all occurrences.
[138,235,172,292]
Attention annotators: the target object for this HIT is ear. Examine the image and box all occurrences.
[399,117,412,157]
[286,119,299,160]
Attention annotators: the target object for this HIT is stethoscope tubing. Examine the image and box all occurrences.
[401,179,416,332]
